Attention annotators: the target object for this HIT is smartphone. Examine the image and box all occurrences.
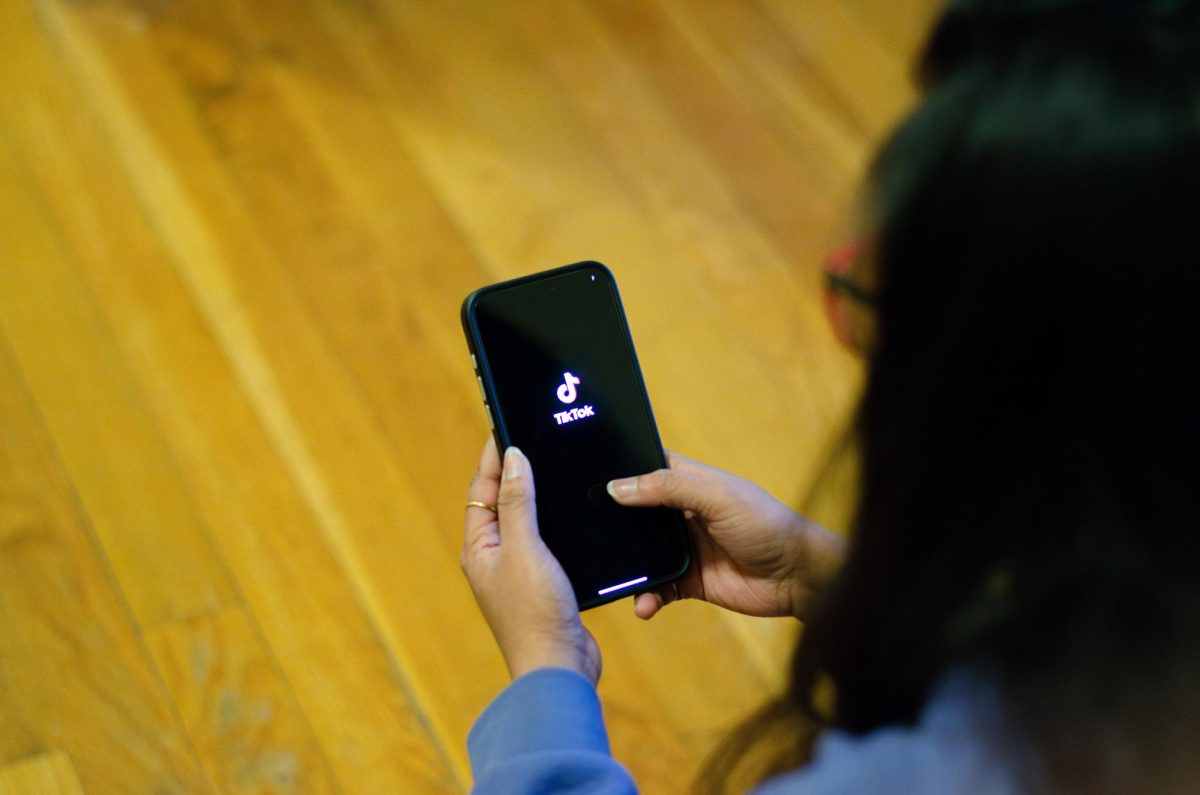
[461,261,691,610]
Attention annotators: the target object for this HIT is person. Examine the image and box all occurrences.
[460,0,1200,791]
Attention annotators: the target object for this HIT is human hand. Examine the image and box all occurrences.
[462,437,601,684]
[607,451,846,621]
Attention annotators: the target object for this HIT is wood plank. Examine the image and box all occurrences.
[174,0,495,529]
[145,609,339,794]
[0,211,232,624]
[755,0,922,141]
[838,0,945,71]
[0,752,84,795]
[8,3,465,790]
[0,3,236,628]
[578,0,858,266]
[0,8,345,790]
[0,331,211,792]
[34,0,477,786]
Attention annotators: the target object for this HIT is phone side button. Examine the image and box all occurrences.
[476,375,487,401]
[471,354,477,371]
[483,403,494,430]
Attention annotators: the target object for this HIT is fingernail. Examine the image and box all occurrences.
[503,447,524,480]
[606,477,637,500]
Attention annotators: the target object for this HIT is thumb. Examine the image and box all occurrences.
[606,466,712,515]
[497,447,539,543]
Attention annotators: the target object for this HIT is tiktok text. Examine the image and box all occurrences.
[553,405,596,425]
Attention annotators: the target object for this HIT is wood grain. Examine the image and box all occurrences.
[0,320,209,792]
[0,0,941,790]
[145,608,339,793]
[0,751,85,795]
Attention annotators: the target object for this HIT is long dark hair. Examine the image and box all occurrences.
[707,1,1200,790]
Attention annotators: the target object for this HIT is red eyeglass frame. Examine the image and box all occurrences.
[822,238,876,355]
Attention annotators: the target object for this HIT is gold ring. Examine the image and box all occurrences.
[465,500,498,513]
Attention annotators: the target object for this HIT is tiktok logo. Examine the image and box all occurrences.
[552,371,595,426]
[556,372,582,404]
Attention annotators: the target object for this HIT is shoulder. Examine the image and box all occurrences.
[756,668,1031,794]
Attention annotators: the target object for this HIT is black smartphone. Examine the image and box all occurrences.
[461,261,691,610]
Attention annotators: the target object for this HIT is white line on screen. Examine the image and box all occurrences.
[597,576,649,596]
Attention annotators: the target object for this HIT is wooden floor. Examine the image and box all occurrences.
[0,1,941,792]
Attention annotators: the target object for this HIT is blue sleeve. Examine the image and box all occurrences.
[467,668,638,794]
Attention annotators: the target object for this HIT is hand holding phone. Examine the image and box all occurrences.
[606,451,847,622]
[462,438,601,684]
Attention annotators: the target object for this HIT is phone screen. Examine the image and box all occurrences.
[463,262,690,608]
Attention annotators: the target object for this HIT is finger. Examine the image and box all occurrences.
[633,584,682,620]
[633,592,661,620]
[606,464,713,514]
[463,437,502,561]
[496,447,539,545]
[468,436,501,498]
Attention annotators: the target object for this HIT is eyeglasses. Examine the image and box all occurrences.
[822,239,876,355]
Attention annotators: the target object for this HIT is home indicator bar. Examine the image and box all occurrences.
[597,576,649,596]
